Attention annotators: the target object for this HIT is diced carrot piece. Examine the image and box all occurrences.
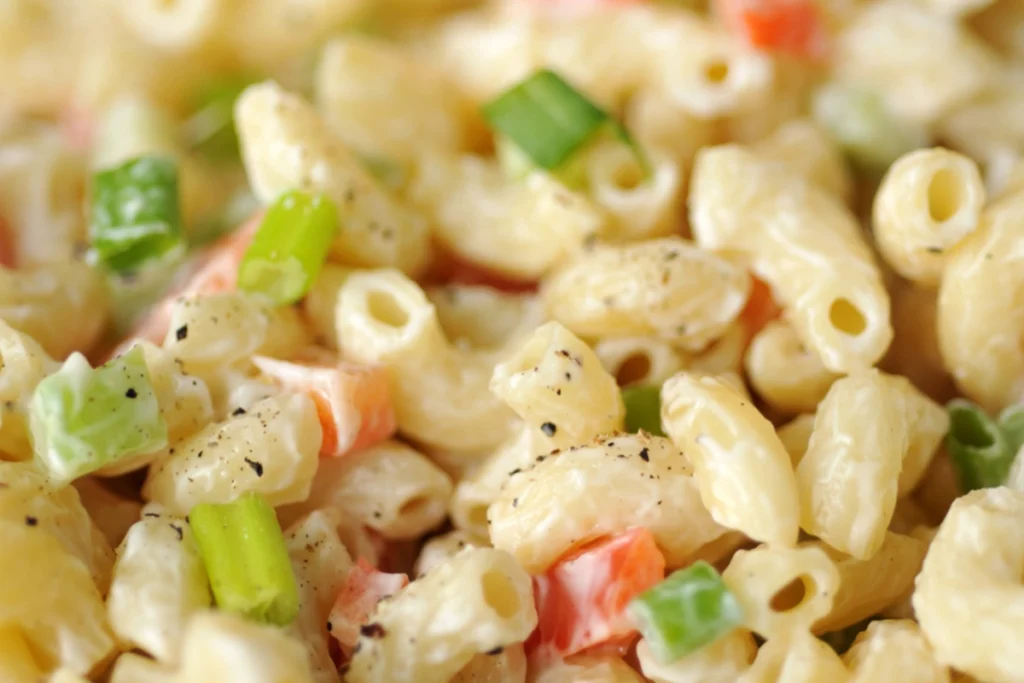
[0,213,15,268]
[328,558,409,652]
[252,354,397,457]
[739,274,783,345]
[108,213,262,359]
[716,0,829,60]
[527,527,665,659]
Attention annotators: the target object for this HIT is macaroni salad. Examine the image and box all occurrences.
[3,0,1024,681]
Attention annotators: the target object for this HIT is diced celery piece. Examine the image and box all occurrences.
[628,560,743,664]
[30,347,167,483]
[622,385,666,437]
[946,399,1012,492]
[189,492,300,626]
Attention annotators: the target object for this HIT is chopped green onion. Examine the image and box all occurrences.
[628,560,743,664]
[189,492,300,626]
[237,190,337,306]
[90,155,184,274]
[30,347,167,483]
[184,78,253,161]
[622,385,666,437]
[946,399,1014,492]
[811,83,928,173]
[482,69,647,179]
[999,404,1024,458]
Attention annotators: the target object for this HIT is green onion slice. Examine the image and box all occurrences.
[999,404,1024,458]
[946,399,1014,492]
[90,155,184,274]
[237,190,338,306]
[622,385,666,437]
[628,560,743,664]
[811,83,928,173]
[189,492,300,626]
[481,69,647,179]
[184,78,253,161]
[30,346,168,483]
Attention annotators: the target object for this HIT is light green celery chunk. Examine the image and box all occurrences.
[237,190,338,306]
[998,404,1024,458]
[946,399,1012,492]
[189,492,300,626]
[812,83,928,172]
[628,560,743,664]
[622,385,666,437]
[30,346,167,483]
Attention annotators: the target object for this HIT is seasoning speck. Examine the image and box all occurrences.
[24,516,37,527]
[176,325,188,341]
[360,623,387,638]
[125,388,138,399]
[232,407,247,416]
[541,422,557,437]
[244,458,264,477]
[639,448,650,462]
[485,646,504,655]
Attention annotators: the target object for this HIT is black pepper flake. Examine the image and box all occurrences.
[125,388,138,399]
[360,623,386,638]
[639,448,650,462]
[232,407,247,416]
[485,646,504,655]
[170,524,183,540]
[512,498,519,508]
[175,325,188,341]
[326,621,333,632]
[24,516,37,526]
[509,468,522,476]
[244,458,264,477]
[541,422,557,437]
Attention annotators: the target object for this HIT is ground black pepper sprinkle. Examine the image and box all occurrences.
[24,516,37,526]
[639,448,650,462]
[232,407,247,416]
[125,388,138,399]
[176,325,188,341]
[541,422,557,437]
[360,623,386,638]
[244,458,264,477]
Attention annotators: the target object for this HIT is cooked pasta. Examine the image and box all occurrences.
[3,2,1024,679]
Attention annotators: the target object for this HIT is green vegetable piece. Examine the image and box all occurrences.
[998,403,1024,458]
[189,492,300,626]
[482,69,648,179]
[184,78,252,161]
[237,190,338,305]
[628,560,743,664]
[90,155,184,273]
[30,346,167,483]
[946,399,1013,492]
[812,83,929,173]
[622,385,666,437]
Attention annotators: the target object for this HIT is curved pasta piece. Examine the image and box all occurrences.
[532,654,645,683]
[336,269,516,453]
[744,319,839,416]
[236,82,429,275]
[660,372,799,546]
[636,630,756,683]
[142,393,321,514]
[0,260,109,359]
[796,370,909,559]
[690,145,892,373]
[0,462,114,593]
[0,519,115,675]
[489,432,731,573]
[937,189,1024,412]
[107,515,211,662]
[346,548,537,683]
[541,238,750,351]
[490,321,624,448]
[843,620,948,683]
[0,320,57,460]
[914,487,1024,682]
[278,440,452,540]
[738,630,849,683]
